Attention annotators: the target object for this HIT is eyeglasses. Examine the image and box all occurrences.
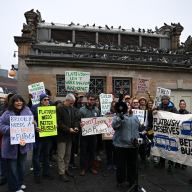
[125,98,130,100]
[43,98,50,101]
[89,99,95,101]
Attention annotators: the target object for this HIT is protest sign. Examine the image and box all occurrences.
[38,106,57,137]
[154,87,171,107]
[137,78,150,93]
[132,109,148,126]
[10,116,35,145]
[81,116,111,136]
[28,82,45,105]
[151,111,192,166]
[99,93,113,115]
[65,71,90,92]
[102,116,114,140]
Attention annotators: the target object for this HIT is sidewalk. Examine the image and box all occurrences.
[1,155,192,192]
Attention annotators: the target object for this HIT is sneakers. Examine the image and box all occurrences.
[80,169,86,176]
[59,174,70,182]
[91,168,98,175]
[21,184,26,190]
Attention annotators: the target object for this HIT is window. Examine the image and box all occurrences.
[113,78,131,97]
[89,77,106,96]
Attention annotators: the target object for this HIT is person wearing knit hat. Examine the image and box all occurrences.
[155,94,177,173]
[39,93,49,102]
[31,92,53,183]
[139,96,147,110]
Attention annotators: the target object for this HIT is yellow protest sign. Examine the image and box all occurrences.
[38,106,57,137]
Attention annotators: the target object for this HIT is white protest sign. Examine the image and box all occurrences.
[99,93,113,115]
[10,116,35,145]
[151,111,192,166]
[28,82,45,105]
[137,78,150,93]
[81,117,110,136]
[132,109,147,126]
[102,116,114,140]
[154,87,171,107]
[65,71,90,92]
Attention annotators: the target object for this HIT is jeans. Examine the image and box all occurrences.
[32,139,52,176]
[5,151,27,192]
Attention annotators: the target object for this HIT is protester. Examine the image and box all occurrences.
[104,100,117,171]
[56,93,79,182]
[79,94,100,176]
[154,95,177,172]
[0,93,15,186]
[112,102,140,189]
[0,94,33,192]
[31,93,54,184]
[175,99,189,170]
[139,96,147,110]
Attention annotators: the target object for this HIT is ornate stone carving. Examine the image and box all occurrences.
[22,9,43,39]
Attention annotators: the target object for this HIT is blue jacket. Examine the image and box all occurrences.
[112,114,140,148]
[0,106,33,159]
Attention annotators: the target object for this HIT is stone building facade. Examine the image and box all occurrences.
[14,10,192,110]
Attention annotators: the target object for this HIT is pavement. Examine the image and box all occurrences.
[1,154,192,192]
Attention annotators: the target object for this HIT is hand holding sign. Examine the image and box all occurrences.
[19,139,26,146]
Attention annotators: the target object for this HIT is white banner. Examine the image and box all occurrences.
[28,82,45,105]
[10,116,35,145]
[81,117,111,136]
[65,71,90,93]
[99,93,113,115]
[151,111,192,166]
[154,87,171,107]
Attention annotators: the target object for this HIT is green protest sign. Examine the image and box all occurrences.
[65,71,90,92]
[38,106,57,137]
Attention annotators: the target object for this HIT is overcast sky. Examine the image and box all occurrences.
[0,0,191,70]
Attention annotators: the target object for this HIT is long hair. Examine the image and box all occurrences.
[8,94,26,111]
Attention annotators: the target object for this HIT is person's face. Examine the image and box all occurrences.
[87,97,96,106]
[14,99,24,110]
[179,101,186,110]
[162,98,169,105]
[139,99,146,106]
[124,96,131,103]
[148,101,153,109]
[41,97,50,106]
[95,99,100,107]
[132,99,139,109]
[65,99,75,107]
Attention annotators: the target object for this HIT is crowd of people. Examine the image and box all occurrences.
[0,90,191,192]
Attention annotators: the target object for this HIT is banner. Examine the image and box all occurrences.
[151,111,192,166]
[154,87,171,107]
[81,116,111,136]
[65,71,90,92]
[10,116,35,145]
[28,82,45,105]
[99,93,113,115]
[38,106,57,137]
[137,78,150,93]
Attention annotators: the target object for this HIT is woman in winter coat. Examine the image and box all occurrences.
[0,94,33,192]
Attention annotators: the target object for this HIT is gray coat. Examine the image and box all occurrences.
[112,114,140,148]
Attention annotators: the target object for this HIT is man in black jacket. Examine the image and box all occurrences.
[56,93,79,182]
